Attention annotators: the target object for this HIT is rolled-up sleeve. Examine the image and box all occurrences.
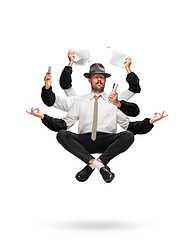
[41,86,56,106]
[59,66,73,89]
[126,72,141,93]
[41,114,67,132]
[118,100,140,117]
[127,118,154,135]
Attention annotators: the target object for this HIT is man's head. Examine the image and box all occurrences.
[89,73,106,93]
[84,63,111,94]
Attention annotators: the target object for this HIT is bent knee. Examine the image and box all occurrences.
[124,131,134,143]
[56,130,69,143]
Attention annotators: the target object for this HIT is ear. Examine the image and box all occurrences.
[88,78,91,84]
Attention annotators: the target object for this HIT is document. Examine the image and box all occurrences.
[106,46,127,68]
[73,49,91,66]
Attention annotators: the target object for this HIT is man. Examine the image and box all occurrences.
[27,63,168,183]
[59,50,141,100]
[41,50,141,117]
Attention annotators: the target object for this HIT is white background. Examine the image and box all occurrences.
[1,0,192,239]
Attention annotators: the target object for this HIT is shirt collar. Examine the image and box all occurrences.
[88,91,107,101]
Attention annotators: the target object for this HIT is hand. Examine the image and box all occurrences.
[108,92,121,107]
[124,57,132,74]
[149,111,168,124]
[44,71,52,89]
[68,49,75,66]
[26,108,44,119]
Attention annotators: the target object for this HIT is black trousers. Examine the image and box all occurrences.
[56,130,134,165]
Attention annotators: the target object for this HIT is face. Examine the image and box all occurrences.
[89,73,106,93]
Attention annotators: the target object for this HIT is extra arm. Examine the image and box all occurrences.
[41,85,76,112]
[41,66,77,110]
[41,86,56,106]
[42,114,67,132]
[127,111,168,135]
[127,118,154,135]
[126,72,141,93]
[108,92,140,117]
[118,56,141,101]
[118,100,140,117]
[42,98,80,132]
[59,66,72,89]
[59,66,78,96]
[26,104,79,132]
[26,108,67,132]
[59,50,78,97]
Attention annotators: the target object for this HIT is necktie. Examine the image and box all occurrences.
[91,95,100,141]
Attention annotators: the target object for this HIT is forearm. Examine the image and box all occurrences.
[118,100,140,117]
[126,72,141,93]
[127,118,154,135]
[59,66,73,90]
[41,86,56,106]
[125,66,131,74]
[41,114,67,132]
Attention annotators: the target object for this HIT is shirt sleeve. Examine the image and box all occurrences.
[127,118,154,135]
[119,90,135,101]
[63,99,80,129]
[41,114,67,132]
[118,72,141,101]
[59,66,78,97]
[126,72,141,93]
[53,95,77,112]
[118,100,140,117]
[64,87,78,96]
[59,66,73,89]
[41,86,56,106]
[116,110,131,130]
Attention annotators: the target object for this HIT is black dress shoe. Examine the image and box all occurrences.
[100,166,115,183]
[75,165,95,182]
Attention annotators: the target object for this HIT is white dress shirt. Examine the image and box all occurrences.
[63,91,130,134]
[64,87,134,100]
[53,88,134,112]
[53,95,77,112]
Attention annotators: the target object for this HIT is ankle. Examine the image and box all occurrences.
[89,159,95,164]
[91,160,104,170]
[96,158,102,163]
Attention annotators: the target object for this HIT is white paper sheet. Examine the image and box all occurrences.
[73,49,91,66]
[106,46,127,68]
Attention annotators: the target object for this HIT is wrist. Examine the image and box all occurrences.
[149,119,154,124]
[40,114,44,120]
[68,61,74,67]
[45,84,50,90]
[126,66,131,74]
[116,101,121,108]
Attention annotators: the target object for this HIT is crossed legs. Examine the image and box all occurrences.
[56,130,134,182]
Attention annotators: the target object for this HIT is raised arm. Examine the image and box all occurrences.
[124,56,141,94]
[41,70,77,111]
[59,50,78,97]
[41,70,55,106]
[119,57,141,101]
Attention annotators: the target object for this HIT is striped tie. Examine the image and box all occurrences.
[91,95,100,141]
